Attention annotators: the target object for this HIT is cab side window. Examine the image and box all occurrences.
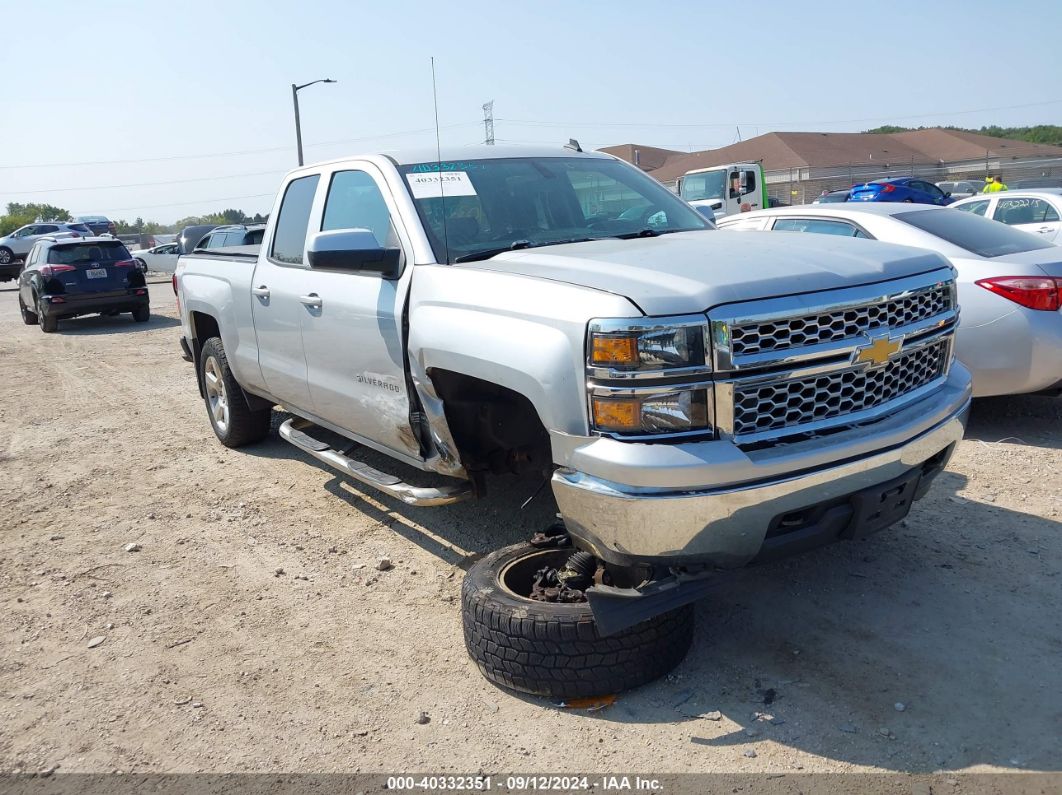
[321,170,398,247]
[271,175,321,265]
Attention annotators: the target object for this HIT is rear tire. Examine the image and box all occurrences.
[19,296,38,325]
[132,305,150,323]
[462,543,695,699]
[0,247,12,266]
[198,337,271,448]
[38,298,57,333]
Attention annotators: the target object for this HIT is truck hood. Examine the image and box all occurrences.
[462,231,950,316]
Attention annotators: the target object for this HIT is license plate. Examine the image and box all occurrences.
[86,268,107,279]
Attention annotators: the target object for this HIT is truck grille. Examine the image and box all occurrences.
[729,283,951,356]
[732,339,949,436]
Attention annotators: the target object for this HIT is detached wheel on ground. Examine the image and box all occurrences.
[462,543,695,700]
[19,296,38,325]
[198,337,272,448]
[132,305,150,323]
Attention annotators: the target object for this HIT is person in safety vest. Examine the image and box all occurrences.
[982,175,1008,193]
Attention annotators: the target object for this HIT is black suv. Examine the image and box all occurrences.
[18,237,149,333]
[194,224,266,249]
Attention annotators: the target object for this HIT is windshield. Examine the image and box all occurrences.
[399,157,710,263]
[679,170,727,202]
[48,241,131,264]
[894,209,1055,258]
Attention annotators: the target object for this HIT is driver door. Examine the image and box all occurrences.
[297,164,421,460]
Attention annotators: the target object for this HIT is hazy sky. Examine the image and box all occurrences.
[4,0,1061,223]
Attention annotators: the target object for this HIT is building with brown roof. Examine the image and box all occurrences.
[603,128,1062,203]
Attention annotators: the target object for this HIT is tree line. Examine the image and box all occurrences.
[863,124,1062,147]
[0,202,267,237]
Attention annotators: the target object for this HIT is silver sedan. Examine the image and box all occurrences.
[717,203,1062,398]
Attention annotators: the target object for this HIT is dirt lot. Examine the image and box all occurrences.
[1,282,1061,778]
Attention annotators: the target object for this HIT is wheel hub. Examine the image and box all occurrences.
[203,356,229,432]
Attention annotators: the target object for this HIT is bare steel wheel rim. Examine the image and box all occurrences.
[203,356,229,433]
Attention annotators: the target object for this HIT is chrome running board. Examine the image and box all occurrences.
[279,418,472,507]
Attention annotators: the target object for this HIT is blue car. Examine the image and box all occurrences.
[848,177,954,206]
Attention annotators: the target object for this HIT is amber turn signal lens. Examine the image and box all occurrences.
[591,334,639,366]
[591,396,640,431]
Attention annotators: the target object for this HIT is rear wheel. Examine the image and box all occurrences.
[19,295,38,325]
[132,305,150,323]
[462,543,695,699]
[37,298,57,333]
[0,247,12,266]
[199,337,271,448]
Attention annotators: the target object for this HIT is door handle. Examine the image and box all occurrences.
[251,285,270,298]
[1037,227,1052,234]
[299,293,322,308]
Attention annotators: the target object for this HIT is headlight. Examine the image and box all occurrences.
[590,387,712,436]
[588,316,709,374]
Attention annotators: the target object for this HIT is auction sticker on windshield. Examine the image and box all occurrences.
[406,171,477,199]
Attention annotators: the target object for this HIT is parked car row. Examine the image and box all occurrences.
[717,202,1062,398]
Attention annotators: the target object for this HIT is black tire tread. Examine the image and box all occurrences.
[462,544,694,699]
[133,305,150,323]
[19,296,37,325]
[199,337,271,448]
[38,300,57,333]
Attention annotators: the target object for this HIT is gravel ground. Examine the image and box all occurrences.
[1,282,1060,778]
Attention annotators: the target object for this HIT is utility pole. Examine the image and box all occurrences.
[482,100,495,145]
[291,78,337,166]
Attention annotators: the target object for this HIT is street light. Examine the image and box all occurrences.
[291,78,336,166]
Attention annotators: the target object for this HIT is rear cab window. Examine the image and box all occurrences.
[271,175,321,264]
[895,209,1055,258]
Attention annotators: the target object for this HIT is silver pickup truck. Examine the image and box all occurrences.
[176,145,972,699]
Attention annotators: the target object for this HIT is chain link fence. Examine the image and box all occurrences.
[766,156,1062,205]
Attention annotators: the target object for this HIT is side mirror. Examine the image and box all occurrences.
[307,229,401,279]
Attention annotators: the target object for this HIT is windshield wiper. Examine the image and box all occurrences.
[452,236,608,263]
[614,228,690,240]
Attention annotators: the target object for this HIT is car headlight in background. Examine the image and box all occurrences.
[590,386,713,436]
[588,316,709,373]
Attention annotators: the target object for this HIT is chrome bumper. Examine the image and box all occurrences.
[552,366,971,568]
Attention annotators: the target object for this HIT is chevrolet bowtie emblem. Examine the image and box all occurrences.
[853,334,903,367]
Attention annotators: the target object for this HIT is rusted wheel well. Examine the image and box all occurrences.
[430,369,552,492]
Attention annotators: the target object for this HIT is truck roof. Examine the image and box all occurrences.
[301,144,613,171]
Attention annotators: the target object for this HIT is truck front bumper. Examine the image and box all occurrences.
[552,366,971,568]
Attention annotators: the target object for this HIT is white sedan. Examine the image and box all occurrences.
[133,242,180,273]
[950,188,1062,243]
[717,203,1062,398]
